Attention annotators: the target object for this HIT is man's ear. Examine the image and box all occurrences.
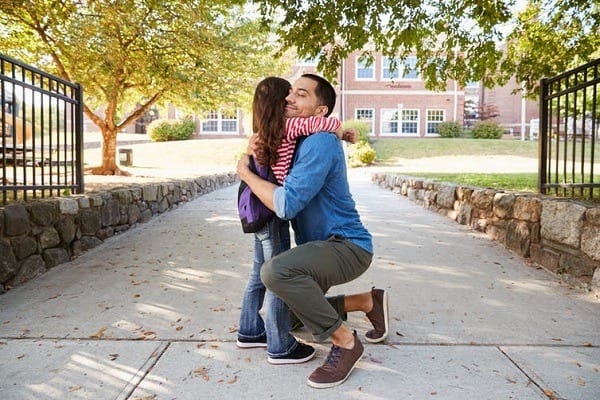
[315,105,328,116]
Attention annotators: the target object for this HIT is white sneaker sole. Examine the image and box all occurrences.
[364,290,389,344]
[267,349,316,365]
[306,348,364,389]
[236,340,268,349]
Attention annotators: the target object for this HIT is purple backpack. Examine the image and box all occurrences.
[237,156,277,233]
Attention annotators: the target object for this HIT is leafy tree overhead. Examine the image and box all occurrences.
[255,0,600,94]
[0,0,286,175]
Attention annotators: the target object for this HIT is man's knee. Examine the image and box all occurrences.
[260,258,284,290]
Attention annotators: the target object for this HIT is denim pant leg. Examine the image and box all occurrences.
[237,229,268,340]
[263,218,298,357]
[238,218,297,356]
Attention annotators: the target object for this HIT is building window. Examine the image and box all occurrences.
[401,56,420,80]
[401,109,419,135]
[356,58,375,80]
[381,109,399,135]
[426,109,445,135]
[382,57,400,80]
[201,110,238,134]
[382,108,419,136]
[355,108,374,135]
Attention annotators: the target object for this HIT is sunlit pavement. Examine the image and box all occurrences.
[1,171,598,400]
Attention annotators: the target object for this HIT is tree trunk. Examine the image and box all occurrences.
[88,128,130,176]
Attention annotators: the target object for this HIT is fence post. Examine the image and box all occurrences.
[538,78,548,194]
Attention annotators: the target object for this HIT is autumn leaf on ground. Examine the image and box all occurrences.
[191,367,210,381]
[109,353,119,361]
[228,326,238,333]
[68,386,82,392]
[228,375,238,384]
[90,327,107,339]
[140,331,156,340]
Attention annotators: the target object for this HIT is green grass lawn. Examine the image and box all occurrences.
[371,137,539,163]
[398,172,539,192]
[370,138,539,192]
[369,138,600,200]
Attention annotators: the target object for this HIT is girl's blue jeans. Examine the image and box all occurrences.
[238,217,298,357]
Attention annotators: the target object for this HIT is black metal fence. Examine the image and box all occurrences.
[539,58,600,201]
[1,53,84,205]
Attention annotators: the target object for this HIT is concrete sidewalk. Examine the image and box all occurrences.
[1,171,598,400]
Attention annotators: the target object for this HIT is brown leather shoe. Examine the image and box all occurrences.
[365,287,389,343]
[307,331,364,389]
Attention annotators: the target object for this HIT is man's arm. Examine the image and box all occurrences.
[237,154,277,211]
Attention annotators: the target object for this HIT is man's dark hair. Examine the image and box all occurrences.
[301,73,336,117]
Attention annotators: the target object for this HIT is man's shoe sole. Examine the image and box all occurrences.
[267,348,316,365]
[365,290,389,344]
[306,348,364,389]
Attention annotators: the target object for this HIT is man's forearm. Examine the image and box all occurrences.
[241,169,278,211]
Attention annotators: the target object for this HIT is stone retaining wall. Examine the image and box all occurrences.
[372,173,600,295]
[0,173,237,292]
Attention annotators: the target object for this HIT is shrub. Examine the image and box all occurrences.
[437,121,462,138]
[147,117,195,142]
[471,121,503,139]
[348,141,376,167]
[342,119,377,167]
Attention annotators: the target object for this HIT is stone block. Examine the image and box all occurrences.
[55,215,77,245]
[12,236,38,260]
[42,247,70,268]
[581,224,600,261]
[8,255,46,287]
[493,193,515,219]
[0,239,18,282]
[513,196,541,222]
[142,185,159,201]
[39,227,61,249]
[28,200,59,227]
[530,244,560,274]
[472,189,496,211]
[437,184,456,209]
[79,208,101,235]
[4,203,31,236]
[506,220,531,257]
[541,200,586,248]
[101,198,121,227]
[585,207,600,226]
[58,197,79,214]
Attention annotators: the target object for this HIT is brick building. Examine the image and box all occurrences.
[104,52,539,138]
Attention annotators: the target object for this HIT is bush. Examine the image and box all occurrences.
[147,117,195,142]
[348,141,376,167]
[471,121,503,139]
[341,119,377,167]
[437,121,462,138]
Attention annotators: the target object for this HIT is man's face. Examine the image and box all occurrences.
[285,77,328,118]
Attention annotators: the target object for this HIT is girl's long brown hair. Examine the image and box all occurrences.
[253,77,290,166]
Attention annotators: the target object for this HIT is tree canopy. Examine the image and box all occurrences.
[0,0,287,174]
[255,0,600,94]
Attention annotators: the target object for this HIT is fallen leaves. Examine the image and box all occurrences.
[191,367,210,381]
[68,385,82,392]
[89,327,107,339]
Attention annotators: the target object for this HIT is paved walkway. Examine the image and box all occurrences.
[0,171,598,400]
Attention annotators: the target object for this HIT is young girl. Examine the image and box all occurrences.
[236,76,351,364]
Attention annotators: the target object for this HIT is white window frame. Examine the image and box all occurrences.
[355,108,374,136]
[426,109,445,136]
[380,109,400,135]
[201,110,238,134]
[399,108,420,136]
[355,58,375,80]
